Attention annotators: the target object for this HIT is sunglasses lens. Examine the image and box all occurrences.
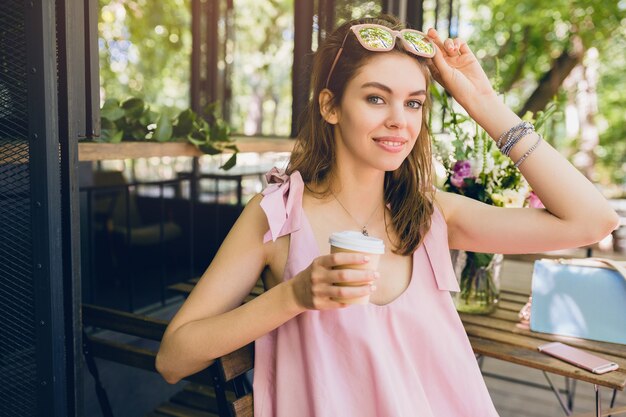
[402,31,434,56]
[357,27,395,50]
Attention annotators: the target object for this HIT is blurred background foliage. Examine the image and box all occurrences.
[467,0,626,186]
[98,0,192,112]
[97,0,625,188]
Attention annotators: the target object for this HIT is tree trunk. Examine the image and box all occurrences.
[569,49,600,180]
[518,36,584,117]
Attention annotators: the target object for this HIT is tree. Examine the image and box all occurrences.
[98,0,192,113]
[468,1,621,109]
[468,0,625,185]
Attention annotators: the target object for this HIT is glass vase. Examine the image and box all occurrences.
[451,250,503,315]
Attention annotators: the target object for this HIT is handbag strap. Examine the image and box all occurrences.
[553,257,626,282]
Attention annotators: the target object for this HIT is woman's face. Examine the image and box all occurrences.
[332,52,427,172]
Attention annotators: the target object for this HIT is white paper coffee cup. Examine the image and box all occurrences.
[328,231,385,304]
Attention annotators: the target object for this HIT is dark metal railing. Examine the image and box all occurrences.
[81,177,190,311]
[79,167,269,313]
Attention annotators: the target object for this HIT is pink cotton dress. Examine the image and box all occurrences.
[254,168,500,417]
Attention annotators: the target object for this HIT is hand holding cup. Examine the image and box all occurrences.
[329,231,385,305]
[290,231,384,309]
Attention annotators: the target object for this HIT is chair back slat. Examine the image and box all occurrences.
[83,304,167,341]
[230,393,253,417]
[219,343,254,382]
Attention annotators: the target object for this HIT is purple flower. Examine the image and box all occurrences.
[450,160,474,188]
[528,191,545,208]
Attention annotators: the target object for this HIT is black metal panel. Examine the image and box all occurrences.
[56,0,88,413]
[0,0,38,415]
[1,0,68,415]
[84,0,100,139]
[25,0,68,413]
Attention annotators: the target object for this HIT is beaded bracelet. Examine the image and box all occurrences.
[501,126,535,157]
[514,134,542,168]
[496,121,533,149]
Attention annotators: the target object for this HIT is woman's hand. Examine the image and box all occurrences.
[290,252,378,310]
[426,28,497,110]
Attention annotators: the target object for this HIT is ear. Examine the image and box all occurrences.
[319,89,339,124]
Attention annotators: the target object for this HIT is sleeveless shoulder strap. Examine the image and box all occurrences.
[259,168,304,243]
[422,203,460,292]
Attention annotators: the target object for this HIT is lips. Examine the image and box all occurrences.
[372,136,408,153]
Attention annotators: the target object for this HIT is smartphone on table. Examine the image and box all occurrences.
[537,342,619,374]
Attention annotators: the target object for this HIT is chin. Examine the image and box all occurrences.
[377,158,406,172]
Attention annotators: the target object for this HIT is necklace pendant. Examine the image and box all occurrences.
[362,227,368,236]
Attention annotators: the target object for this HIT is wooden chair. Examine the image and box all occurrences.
[213,343,254,417]
[83,304,255,417]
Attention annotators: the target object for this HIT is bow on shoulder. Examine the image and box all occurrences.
[260,167,303,243]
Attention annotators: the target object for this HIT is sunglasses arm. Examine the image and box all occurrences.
[324,29,351,90]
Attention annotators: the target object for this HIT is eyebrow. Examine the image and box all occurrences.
[360,82,426,96]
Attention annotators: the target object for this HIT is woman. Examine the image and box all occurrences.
[156,15,618,416]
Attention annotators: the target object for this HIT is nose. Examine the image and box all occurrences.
[384,103,407,129]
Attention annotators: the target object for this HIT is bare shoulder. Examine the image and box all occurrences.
[236,192,273,257]
[240,192,268,229]
[433,188,463,224]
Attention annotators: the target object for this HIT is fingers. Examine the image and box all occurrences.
[316,252,371,269]
[427,28,472,58]
[310,253,380,304]
[426,28,446,54]
[304,256,379,308]
[328,283,375,303]
[425,28,451,82]
[328,268,379,286]
[427,28,458,58]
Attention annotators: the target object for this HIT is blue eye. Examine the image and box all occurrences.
[367,95,384,104]
[407,100,423,109]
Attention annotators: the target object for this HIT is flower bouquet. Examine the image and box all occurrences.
[431,87,553,314]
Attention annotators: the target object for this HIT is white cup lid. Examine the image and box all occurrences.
[328,231,385,254]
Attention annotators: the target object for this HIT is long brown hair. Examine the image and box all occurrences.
[288,14,435,256]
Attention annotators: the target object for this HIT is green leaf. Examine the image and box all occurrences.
[473,252,494,267]
[153,113,173,142]
[219,153,237,170]
[186,135,205,146]
[110,130,124,143]
[429,84,443,101]
[130,127,148,140]
[121,97,145,119]
[101,99,124,120]
[100,117,116,130]
[210,124,231,142]
[198,143,222,155]
[99,128,124,143]
[140,109,160,127]
[173,109,196,137]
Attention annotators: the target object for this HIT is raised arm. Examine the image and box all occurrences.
[426,29,619,254]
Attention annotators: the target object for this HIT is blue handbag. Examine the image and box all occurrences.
[530,258,626,345]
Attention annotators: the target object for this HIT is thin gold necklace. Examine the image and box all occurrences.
[331,191,381,236]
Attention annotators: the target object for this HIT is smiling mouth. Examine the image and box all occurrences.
[376,140,404,147]
[373,137,408,147]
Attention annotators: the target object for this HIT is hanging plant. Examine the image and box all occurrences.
[96,98,238,170]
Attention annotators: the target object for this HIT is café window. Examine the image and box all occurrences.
[98,0,193,113]
[97,0,394,138]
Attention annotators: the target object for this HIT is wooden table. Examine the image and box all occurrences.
[168,277,626,417]
[463,287,626,417]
